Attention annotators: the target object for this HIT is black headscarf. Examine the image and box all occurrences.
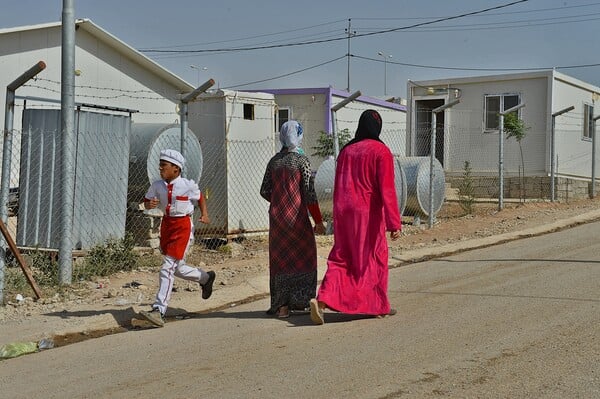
[344,109,383,148]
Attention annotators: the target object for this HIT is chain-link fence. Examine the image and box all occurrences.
[2,101,599,298]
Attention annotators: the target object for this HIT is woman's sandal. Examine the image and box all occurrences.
[277,306,290,318]
[376,308,397,319]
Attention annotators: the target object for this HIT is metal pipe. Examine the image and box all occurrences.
[331,90,361,112]
[429,112,437,228]
[180,79,215,169]
[498,103,525,210]
[180,102,188,176]
[0,61,46,303]
[59,0,76,285]
[181,79,215,104]
[331,90,361,159]
[592,114,600,198]
[550,105,574,201]
[429,99,459,227]
[1,62,46,224]
[6,61,47,92]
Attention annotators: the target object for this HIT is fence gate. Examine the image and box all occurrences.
[17,108,131,250]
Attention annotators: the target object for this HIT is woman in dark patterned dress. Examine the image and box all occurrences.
[260,120,326,318]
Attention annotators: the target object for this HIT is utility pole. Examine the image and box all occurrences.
[60,0,76,285]
[345,19,355,92]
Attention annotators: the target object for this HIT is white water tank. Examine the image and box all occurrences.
[398,156,445,217]
[129,123,203,185]
[314,156,407,216]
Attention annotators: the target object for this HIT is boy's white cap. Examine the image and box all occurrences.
[160,149,185,169]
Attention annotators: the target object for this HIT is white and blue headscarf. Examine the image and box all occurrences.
[279,120,305,155]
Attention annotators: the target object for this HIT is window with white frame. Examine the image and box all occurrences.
[484,93,520,131]
[583,103,594,139]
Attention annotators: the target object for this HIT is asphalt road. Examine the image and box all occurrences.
[1,221,599,398]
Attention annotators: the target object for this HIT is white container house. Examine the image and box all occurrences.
[187,90,276,237]
[406,70,600,182]
[0,19,195,248]
[250,87,407,171]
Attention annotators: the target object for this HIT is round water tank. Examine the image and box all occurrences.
[129,123,203,185]
[394,158,408,215]
[398,156,445,217]
[314,156,407,216]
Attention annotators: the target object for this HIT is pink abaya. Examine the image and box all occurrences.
[317,139,401,315]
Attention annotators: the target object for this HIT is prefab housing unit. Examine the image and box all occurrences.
[406,70,600,181]
[0,19,193,189]
[0,19,192,128]
[249,87,407,171]
[188,90,276,237]
[0,19,196,248]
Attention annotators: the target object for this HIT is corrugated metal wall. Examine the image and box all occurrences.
[17,109,131,249]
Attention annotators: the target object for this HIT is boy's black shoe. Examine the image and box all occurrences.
[201,271,216,299]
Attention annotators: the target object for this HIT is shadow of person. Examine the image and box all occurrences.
[188,309,275,320]
[43,306,139,326]
[43,305,195,330]
[280,311,378,327]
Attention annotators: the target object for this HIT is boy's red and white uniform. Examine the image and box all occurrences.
[145,176,210,314]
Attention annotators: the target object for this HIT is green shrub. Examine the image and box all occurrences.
[217,244,232,255]
[76,233,139,280]
[459,161,475,215]
[311,129,352,157]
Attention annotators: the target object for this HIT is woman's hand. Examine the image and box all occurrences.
[314,222,326,235]
[390,230,400,241]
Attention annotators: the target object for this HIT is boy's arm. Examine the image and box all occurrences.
[144,197,159,209]
[144,185,159,209]
[198,193,210,224]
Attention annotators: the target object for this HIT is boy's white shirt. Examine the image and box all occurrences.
[145,176,201,217]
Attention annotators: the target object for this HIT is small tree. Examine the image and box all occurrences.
[504,112,530,200]
[458,161,475,215]
[311,129,352,157]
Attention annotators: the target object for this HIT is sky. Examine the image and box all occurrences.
[1,0,600,98]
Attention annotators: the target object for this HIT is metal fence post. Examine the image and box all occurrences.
[429,99,459,228]
[0,61,46,303]
[499,103,525,210]
[592,114,600,198]
[180,78,215,177]
[330,90,361,160]
[551,106,574,202]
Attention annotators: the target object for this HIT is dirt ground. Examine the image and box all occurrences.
[2,197,600,321]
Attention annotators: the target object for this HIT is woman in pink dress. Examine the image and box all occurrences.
[310,110,401,325]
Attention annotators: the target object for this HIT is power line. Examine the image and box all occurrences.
[353,2,600,20]
[357,12,600,33]
[140,0,530,54]
[138,19,347,50]
[353,54,600,72]
[148,29,345,60]
[221,55,346,89]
